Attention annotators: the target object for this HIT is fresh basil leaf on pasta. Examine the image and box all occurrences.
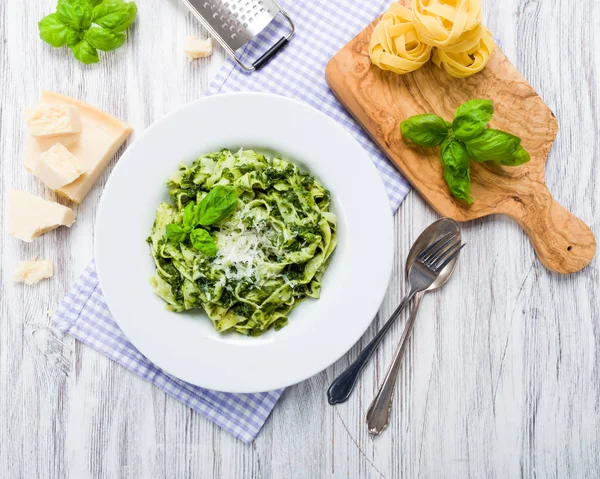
[182,201,196,230]
[195,186,238,225]
[190,228,217,257]
[164,224,187,243]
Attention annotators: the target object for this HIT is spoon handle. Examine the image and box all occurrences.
[366,291,425,436]
[327,291,414,405]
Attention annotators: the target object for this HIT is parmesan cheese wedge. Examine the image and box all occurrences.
[24,91,133,203]
[34,143,82,190]
[8,190,76,242]
[13,260,54,285]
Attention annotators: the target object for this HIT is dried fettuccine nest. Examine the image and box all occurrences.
[431,25,495,78]
[369,0,495,79]
[369,4,433,75]
[412,0,482,49]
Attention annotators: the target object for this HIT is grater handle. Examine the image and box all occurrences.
[253,36,289,70]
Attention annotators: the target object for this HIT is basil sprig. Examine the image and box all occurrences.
[164,186,238,257]
[38,0,137,65]
[400,99,530,203]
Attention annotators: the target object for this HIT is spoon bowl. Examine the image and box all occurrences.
[405,218,461,290]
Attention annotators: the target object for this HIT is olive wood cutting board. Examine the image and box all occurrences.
[326,14,596,274]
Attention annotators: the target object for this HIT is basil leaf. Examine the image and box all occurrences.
[453,112,492,141]
[465,129,521,162]
[38,14,70,48]
[164,224,187,244]
[57,0,92,30]
[70,39,99,64]
[190,228,217,257]
[441,138,473,203]
[400,114,449,147]
[195,186,238,226]
[454,99,494,120]
[85,26,126,51]
[93,2,137,32]
[443,167,474,204]
[66,28,84,47]
[182,201,196,230]
[441,138,470,172]
[452,100,494,141]
[494,145,531,166]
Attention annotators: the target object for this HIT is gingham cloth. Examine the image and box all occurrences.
[54,0,411,443]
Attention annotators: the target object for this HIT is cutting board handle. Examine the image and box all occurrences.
[503,184,596,274]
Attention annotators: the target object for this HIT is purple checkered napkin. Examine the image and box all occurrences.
[54,0,412,443]
[54,261,283,443]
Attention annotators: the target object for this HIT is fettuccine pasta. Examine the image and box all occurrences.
[369,4,432,75]
[412,0,482,49]
[148,149,337,336]
[432,26,494,78]
[369,0,495,79]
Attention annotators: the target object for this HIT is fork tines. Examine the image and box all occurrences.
[417,232,465,272]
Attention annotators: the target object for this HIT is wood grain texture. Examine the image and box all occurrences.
[326,5,596,274]
[0,0,599,478]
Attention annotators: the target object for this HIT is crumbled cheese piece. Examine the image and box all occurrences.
[25,104,82,138]
[34,143,83,190]
[13,260,54,285]
[8,190,76,242]
[184,36,213,60]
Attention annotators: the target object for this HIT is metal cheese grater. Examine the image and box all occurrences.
[180,0,295,72]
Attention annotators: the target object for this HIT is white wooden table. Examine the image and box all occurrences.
[1,1,598,477]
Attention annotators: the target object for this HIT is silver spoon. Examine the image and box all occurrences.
[366,218,462,436]
[327,219,463,405]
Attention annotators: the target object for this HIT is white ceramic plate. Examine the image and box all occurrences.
[96,93,394,393]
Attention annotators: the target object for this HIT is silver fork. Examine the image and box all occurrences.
[327,232,465,405]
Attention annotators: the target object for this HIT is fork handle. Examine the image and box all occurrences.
[327,290,416,405]
[366,292,424,436]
